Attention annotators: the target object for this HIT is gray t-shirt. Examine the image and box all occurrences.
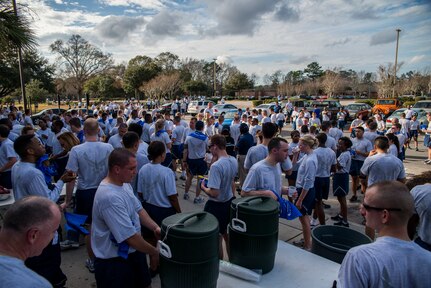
[410,184,431,245]
[91,182,142,259]
[138,163,177,208]
[325,134,337,152]
[364,131,378,144]
[131,153,149,196]
[66,141,114,190]
[337,151,352,174]
[184,134,208,159]
[0,138,17,172]
[244,144,292,171]
[360,153,405,186]
[150,132,171,153]
[296,152,318,190]
[314,147,336,177]
[242,159,282,195]
[172,125,185,145]
[351,137,373,161]
[207,156,238,202]
[108,133,123,149]
[329,127,343,142]
[338,236,431,288]
[0,256,52,288]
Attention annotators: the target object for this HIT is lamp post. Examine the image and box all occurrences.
[213,58,217,97]
[12,0,27,110]
[393,28,401,98]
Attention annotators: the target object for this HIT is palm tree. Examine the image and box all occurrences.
[0,0,36,50]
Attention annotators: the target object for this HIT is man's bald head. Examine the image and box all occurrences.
[84,118,99,136]
[366,181,414,225]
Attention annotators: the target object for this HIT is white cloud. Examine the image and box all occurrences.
[409,55,426,64]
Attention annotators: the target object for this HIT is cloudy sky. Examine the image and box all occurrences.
[25,0,431,81]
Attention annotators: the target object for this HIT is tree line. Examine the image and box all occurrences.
[1,1,430,105]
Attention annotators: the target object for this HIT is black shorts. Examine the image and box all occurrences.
[314,177,330,200]
[187,158,207,176]
[409,130,418,139]
[349,159,364,177]
[161,152,173,168]
[295,187,316,216]
[171,144,184,160]
[204,197,235,235]
[0,170,12,189]
[75,188,97,223]
[333,173,349,197]
[141,202,176,238]
[286,170,298,181]
[25,243,67,287]
[94,251,151,288]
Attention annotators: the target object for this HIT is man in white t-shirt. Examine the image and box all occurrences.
[338,181,431,288]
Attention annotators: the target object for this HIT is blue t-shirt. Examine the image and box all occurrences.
[236,133,254,155]
[0,256,52,288]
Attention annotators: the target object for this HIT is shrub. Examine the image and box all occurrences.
[355,99,375,107]
[403,101,416,108]
[252,100,263,107]
[415,96,426,102]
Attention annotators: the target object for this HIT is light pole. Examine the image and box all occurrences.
[12,0,27,110]
[393,28,401,98]
[213,58,217,97]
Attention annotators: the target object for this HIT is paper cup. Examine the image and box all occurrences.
[288,186,297,197]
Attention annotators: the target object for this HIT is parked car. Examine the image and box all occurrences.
[187,100,215,115]
[31,108,66,125]
[67,108,94,116]
[221,110,239,126]
[286,99,309,111]
[255,103,277,115]
[213,104,238,117]
[159,103,172,115]
[371,98,402,118]
[310,99,345,120]
[413,100,431,113]
[385,108,428,129]
[345,103,372,121]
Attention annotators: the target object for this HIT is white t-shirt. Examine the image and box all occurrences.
[338,236,431,288]
[337,151,352,174]
[351,137,373,161]
[150,132,171,153]
[0,138,17,172]
[296,152,318,190]
[108,133,123,148]
[389,144,398,157]
[172,125,185,145]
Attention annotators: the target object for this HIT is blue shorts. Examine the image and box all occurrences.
[75,188,98,223]
[333,173,349,197]
[171,144,184,160]
[204,197,235,235]
[95,251,151,288]
[424,134,431,148]
[409,130,418,139]
[349,159,364,177]
[277,120,284,128]
[187,158,207,176]
[314,177,330,200]
[295,187,316,216]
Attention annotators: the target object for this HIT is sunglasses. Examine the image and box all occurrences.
[361,203,402,212]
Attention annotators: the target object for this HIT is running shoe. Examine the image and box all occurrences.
[85,258,95,273]
[330,214,343,221]
[334,220,350,227]
[183,193,190,200]
[60,240,79,251]
[193,197,205,204]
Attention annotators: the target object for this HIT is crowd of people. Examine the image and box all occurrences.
[0,98,430,287]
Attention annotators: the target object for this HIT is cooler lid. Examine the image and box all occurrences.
[162,212,219,237]
[232,196,279,214]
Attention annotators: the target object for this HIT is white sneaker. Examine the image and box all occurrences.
[310,218,319,227]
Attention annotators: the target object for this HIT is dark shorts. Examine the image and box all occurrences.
[349,159,364,177]
[171,144,184,160]
[141,202,176,238]
[314,177,330,200]
[54,156,69,182]
[333,173,349,197]
[0,170,12,189]
[409,130,418,139]
[204,197,235,235]
[75,188,97,224]
[187,158,207,176]
[26,243,67,288]
[277,120,284,128]
[424,134,431,148]
[286,170,298,182]
[295,187,315,216]
[95,251,151,288]
[161,152,173,168]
